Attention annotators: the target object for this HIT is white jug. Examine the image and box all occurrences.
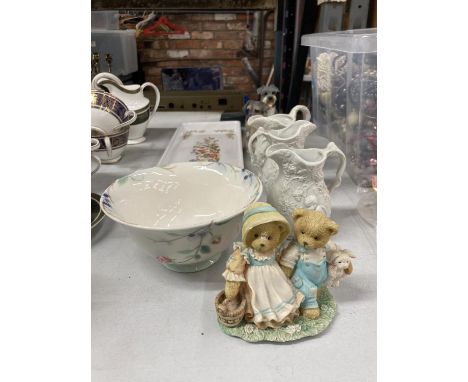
[264,142,346,220]
[247,120,316,187]
[91,72,160,144]
[245,105,312,141]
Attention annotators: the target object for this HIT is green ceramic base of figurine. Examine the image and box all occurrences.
[218,287,336,343]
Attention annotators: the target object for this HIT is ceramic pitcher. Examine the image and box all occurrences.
[91,72,161,145]
[247,120,316,186]
[245,104,312,141]
[264,142,346,220]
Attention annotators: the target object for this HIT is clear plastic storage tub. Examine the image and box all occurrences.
[302,29,377,187]
[91,30,138,76]
[91,11,120,30]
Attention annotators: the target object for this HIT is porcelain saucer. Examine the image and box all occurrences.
[91,193,105,230]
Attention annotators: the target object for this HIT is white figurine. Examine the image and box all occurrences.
[327,249,355,287]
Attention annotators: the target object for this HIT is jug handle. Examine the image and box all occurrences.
[91,72,123,91]
[141,82,161,123]
[289,105,311,121]
[247,127,267,167]
[324,142,346,193]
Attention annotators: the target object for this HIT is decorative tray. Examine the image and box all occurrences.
[158,121,244,168]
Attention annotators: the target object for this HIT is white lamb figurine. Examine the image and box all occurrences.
[327,249,355,287]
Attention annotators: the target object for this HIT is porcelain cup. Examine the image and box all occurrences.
[91,125,130,164]
[91,90,137,135]
[92,73,161,145]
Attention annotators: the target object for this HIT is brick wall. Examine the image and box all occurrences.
[137,12,275,100]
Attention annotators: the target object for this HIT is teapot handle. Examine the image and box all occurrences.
[140,82,161,123]
[91,72,123,91]
[324,142,346,193]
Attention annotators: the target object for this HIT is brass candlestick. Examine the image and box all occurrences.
[91,52,101,79]
[105,53,112,73]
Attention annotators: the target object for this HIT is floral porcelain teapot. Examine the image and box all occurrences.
[264,142,346,221]
[91,72,161,144]
[247,120,316,187]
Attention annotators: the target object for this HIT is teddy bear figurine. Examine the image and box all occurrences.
[216,202,304,329]
[279,208,353,320]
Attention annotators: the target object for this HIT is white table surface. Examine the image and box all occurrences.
[92,126,376,382]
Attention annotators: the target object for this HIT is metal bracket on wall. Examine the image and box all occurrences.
[348,0,370,29]
[274,0,318,113]
[318,3,345,32]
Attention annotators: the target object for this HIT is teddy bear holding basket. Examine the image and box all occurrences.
[216,202,304,329]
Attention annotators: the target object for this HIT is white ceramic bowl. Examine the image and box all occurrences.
[100,162,263,272]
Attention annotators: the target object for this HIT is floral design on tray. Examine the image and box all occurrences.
[191,137,221,162]
[182,131,194,140]
[214,129,236,139]
[182,129,235,141]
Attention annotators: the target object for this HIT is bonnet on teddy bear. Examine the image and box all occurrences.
[215,202,304,329]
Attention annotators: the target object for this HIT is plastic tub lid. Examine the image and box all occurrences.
[301,28,376,53]
[91,29,136,36]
